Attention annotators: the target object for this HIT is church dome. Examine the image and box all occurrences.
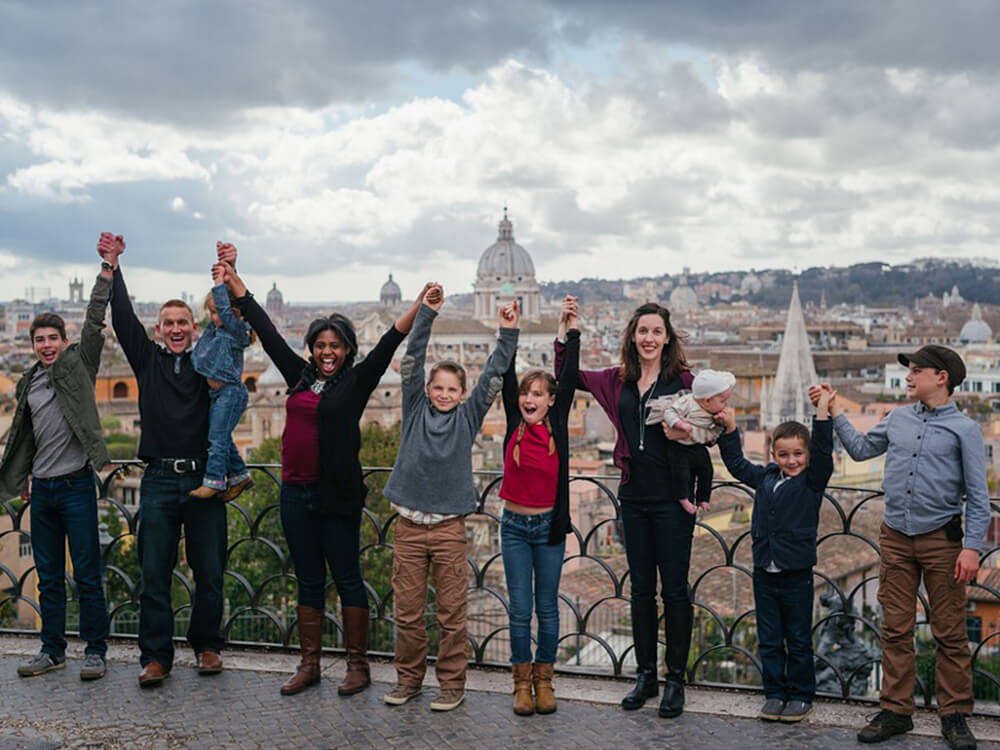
[476,210,535,281]
[669,280,698,313]
[959,303,992,343]
[380,273,402,305]
[266,282,284,309]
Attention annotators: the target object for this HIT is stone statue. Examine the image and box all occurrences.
[814,592,878,696]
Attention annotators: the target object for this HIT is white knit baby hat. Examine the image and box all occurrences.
[691,369,736,399]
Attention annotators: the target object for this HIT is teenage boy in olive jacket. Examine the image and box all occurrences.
[0,247,114,681]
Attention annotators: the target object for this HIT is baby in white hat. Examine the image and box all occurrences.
[647,369,736,514]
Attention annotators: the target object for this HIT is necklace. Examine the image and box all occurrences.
[638,382,654,452]
[310,379,325,394]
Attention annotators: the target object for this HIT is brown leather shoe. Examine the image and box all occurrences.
[138,662,169,687]
[223,477,255,502]
[532,662,556,714]
[337,606,371,696]
[512,663,534,716]
[189,485,223,500]
[196,651,223,675]
[281,606,323,696]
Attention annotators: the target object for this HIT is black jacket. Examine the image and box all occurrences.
[235,292,404,518]
[501,329,579,545]
[110,269,209,460]
[718,419,833,571]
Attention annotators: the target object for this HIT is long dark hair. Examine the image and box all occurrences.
[618,302,688,383]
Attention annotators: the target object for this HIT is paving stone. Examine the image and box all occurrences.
[0,654,997,749]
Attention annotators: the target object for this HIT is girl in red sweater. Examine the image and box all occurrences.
[499,296,579,716]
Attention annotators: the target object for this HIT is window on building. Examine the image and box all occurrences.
[245,377,257,393]
[19,536,31,558]
[966,616,982,643]
[112,381,129,398]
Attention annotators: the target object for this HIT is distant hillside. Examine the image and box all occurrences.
[540,258,1000,308]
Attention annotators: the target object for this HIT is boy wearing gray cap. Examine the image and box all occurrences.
[646,369,735,514]
[810,344,988,750]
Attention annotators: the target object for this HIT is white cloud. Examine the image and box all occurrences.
[3,52,1000,302]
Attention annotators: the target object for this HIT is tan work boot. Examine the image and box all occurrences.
[280,606,323,695]
[532,662,556,714]
[512,663,534,716]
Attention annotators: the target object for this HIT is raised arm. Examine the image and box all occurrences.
[399,296,438,413]
[716,407,767,489]
[79,264,112,380]
[554,296,580,418]
[219,262,303,388]
[806,420,834,494]
[352,282,433,396]
[465,301,519,428]
[501,345,520,428]
[393,282,433,335]
[211,281,250,346]
[98,234,153,375]
[832,412,889,461]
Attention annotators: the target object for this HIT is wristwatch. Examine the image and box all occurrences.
[101,261,115,272]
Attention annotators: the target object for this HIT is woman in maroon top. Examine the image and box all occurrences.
[499,297,579,716]
[219,258,431,698]
[555,302,695,718]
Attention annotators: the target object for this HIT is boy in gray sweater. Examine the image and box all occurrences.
[383,285,519,711]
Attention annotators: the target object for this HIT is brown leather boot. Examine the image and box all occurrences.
[512,663,534,716]
[337,606,371,696]
[532,662,556,714]
[280,606,323,695]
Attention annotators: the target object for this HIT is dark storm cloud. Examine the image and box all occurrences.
[0,0,552,121]
[550,0,1000,74]
[3,0,996,125]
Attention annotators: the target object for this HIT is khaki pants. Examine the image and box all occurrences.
[392,516,469,689]
[877,523,973,715]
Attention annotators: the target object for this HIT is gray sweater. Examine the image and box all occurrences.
[384,304,518,514]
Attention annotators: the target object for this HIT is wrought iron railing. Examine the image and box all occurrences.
[1,461,997,713]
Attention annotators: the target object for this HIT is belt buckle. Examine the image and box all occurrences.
[172,459,192,473]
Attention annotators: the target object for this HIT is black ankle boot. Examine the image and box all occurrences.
[622,669,659,710]
[621,599,659,710]
[659,602,693,719]
[658,678,684,718]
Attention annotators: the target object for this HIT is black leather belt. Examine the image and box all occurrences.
[147,458,204,474]
[44,464,92,481]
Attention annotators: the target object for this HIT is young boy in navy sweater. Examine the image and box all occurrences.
[715,388,833,723]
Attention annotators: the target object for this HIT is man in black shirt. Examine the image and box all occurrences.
[99,234,230,687]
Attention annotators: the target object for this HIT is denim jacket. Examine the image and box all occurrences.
[191,284,251,384]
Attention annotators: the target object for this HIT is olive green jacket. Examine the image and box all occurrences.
[0,274,111,498]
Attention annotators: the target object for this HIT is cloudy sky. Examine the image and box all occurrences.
[2,1,999,304]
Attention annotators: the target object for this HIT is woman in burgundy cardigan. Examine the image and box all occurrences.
[555,302,695,719]
[219,258,431,698]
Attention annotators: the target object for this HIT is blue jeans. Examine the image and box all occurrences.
[30,472,108,657]
[280,483,367,610]
[203,383,249,490]
[753,568,816,702]
[620,500,695,606]
[137,464,228,669]
[501,509,566,664]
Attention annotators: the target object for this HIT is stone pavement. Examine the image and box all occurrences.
[0,637,996,750]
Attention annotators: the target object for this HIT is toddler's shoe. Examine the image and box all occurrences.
[189,485,223,500]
